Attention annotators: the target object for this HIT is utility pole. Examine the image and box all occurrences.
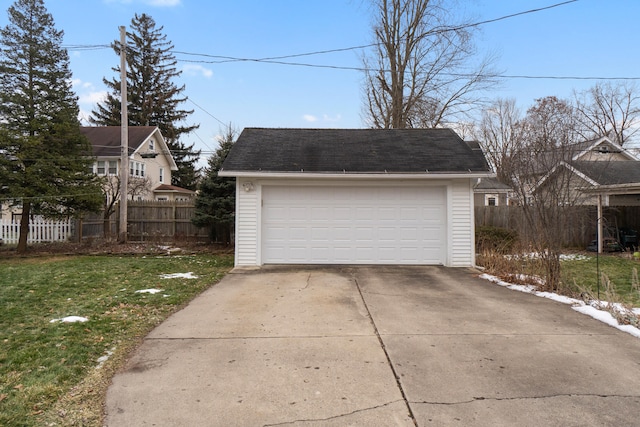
[118,25,129,243]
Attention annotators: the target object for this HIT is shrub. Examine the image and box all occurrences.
[476,226,518,253]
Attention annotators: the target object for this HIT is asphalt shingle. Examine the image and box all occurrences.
[221,128,490,174]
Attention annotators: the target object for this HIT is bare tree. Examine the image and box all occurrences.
[475,98,524,184]
[574,81,640,146]
[100,175,152,237]
[362,0,498,129]
[508,97,586,291]
[127,176,152,200]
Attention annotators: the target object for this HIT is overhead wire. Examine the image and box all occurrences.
[59,0,640,82]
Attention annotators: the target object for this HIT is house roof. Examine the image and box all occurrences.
[474,177,512,192]
[220,128,491,176]
[82,126,158,157]
[81,126,178,171]
[569,161,640,185]
[154,184,195,194]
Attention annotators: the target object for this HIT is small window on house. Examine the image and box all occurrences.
[157,196,168,201]
[149,139,155,151]
[130,162,134,176]
[140,163,145,177]
[135,162,140,177]
[485,194,499,206]
[108,161,117,175]
[159,167,164,183]
[96,161,106,175]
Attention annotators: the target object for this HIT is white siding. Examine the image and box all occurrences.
[234,178,260,266]
[232,177,477,267]
[449,179,475,267]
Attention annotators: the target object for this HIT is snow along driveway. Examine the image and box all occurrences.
[105,266,640,426]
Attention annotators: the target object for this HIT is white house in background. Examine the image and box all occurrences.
[219,128,493,268]
[81,126,195,202]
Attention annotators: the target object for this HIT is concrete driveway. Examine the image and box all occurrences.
[105,266,640,426]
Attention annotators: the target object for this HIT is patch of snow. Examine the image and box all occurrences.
[159,272,199,279]
[135,288,163,294]
[50,316,89,323]
[480,273,640,339]
[96,347,115,369]
[504,253,589,262]
[559,254,589,261]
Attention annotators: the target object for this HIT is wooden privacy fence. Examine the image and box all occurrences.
[475,205,640,248]
[79,201,211,242]
[0,218,72,244]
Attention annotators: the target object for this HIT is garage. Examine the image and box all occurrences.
[261,185,446,264]
[219,128,492,267]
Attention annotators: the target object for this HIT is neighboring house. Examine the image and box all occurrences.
[82,126,195,202]
[534,136,640,206]
[219,128,493,267]
[474,177,512,206]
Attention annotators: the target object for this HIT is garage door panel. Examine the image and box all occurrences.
[262,185,445,265]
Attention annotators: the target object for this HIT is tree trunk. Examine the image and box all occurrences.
[17,201,31,253]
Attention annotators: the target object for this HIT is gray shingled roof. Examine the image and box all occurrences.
[81,126,157,157]
[570,161,640,185]
[221,128,490,174]
[474,177,512,191]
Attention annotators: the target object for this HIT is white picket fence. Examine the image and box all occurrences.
[0,219,72,244]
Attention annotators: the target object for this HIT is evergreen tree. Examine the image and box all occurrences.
[0,0,103,253]
[192,125,236,244]
[90,13,200,190]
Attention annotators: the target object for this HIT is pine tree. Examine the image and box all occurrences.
[90,13,200,189]
[192,125,236,244]
[0,0,103,253]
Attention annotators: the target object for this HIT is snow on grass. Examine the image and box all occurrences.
[480,273,640,339]
[505,252,589,262]
[159,272,199,279]
[96,347,115,369]
[135,288,163,294]
[49,316,89,323]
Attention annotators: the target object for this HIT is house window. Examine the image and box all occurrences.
[96,161,106,175]
[140,163,145,177]
[159,167,164,183]
[149,139,155,151]
[485,194,499,206]
[108,161,117,175]
[156,196,168,201]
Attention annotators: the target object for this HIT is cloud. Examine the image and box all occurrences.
[183,64,213,78]
[79,91,108,106]
[322,114,342,123]
[303,114,342,124]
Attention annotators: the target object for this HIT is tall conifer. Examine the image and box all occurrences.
[0,0,103,252]
[91,13,200,190]
[192,125,236,244]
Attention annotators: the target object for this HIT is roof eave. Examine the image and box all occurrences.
[218,170,495,179]
[581,182,640,194]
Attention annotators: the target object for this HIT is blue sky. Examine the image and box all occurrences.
[1,0,639,158]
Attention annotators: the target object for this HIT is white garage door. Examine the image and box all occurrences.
[262,185,446,265]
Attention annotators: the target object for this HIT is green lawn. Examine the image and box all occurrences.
[0,253,233,427]
[561,253,640,307]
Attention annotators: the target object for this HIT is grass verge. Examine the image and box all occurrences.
[0,252,233,426]
[477,251,640,307]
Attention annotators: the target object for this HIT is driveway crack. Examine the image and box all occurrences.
[261,399,405,426]
[412,393,640,406]
[352,275,419,427]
